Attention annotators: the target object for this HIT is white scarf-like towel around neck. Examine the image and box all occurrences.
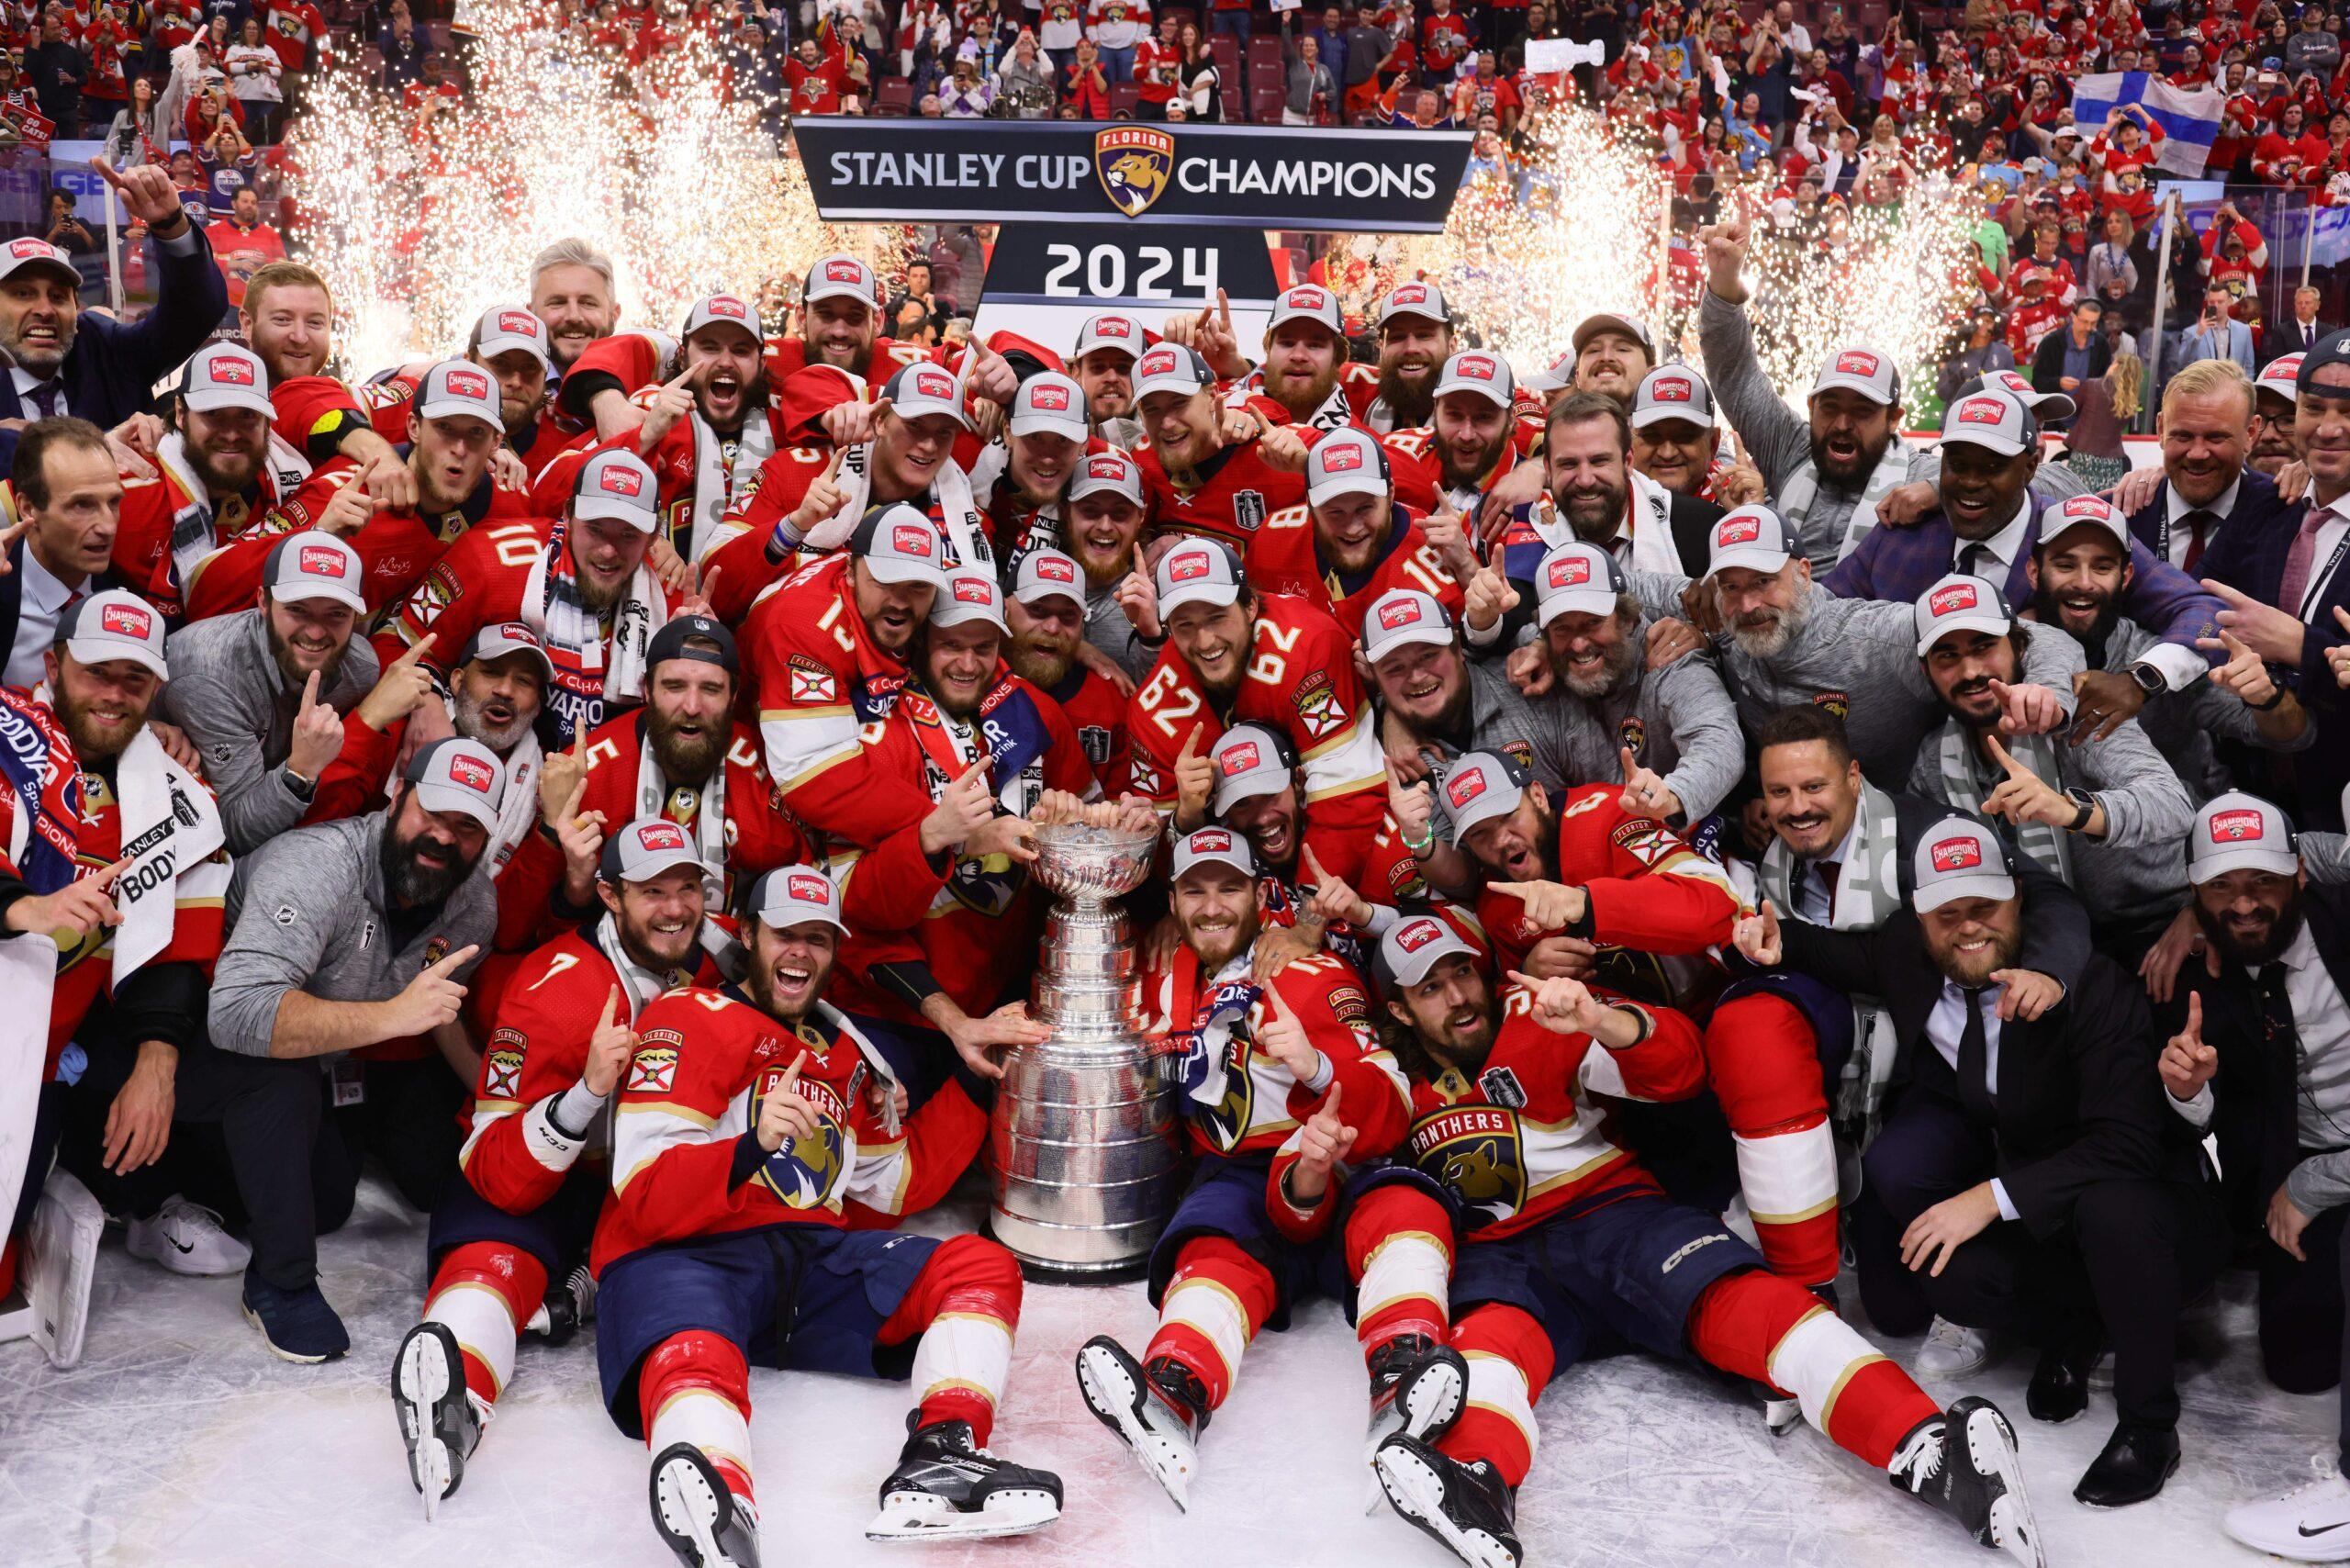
[85,711,229,983]
[632,727,728,905]
[686,409,778,564]
[518,524,668,707]
[801,438,991,571]
[484,725,543,883]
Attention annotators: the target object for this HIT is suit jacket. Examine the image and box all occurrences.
[0,227,228,474]
[2156,882,2350,1232]
[2029,326,2112,397]
[1776,923,2200,1238]
[2122,467,2294,577]
[2180,319,2255,372]
[1663,487,1728,577]
[2262,318,2341,365]
[1820,492,2227,667]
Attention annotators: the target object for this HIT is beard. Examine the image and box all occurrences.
[59,695,143,763]
[453,688,532,754]
[1928,921,2023,988]
[1560,478,1628,543]
[1440,436,1506,492]
[185,438,262,497]
[1265,361,1340,422]
[1008,630,1075,689]
[1399,678,1472,745]
[648,703,725,788]
[2195,890,2306,967]
[2030,582,2120,647]
[1554,633,1640,698]
[1376,360,1437,429]
[380,823,478,908]
[1726,587,1810,659]
[266,616,348,691]
[1807,424,1894,487]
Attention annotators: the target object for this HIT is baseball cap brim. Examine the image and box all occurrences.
[2018,388,2077,422]
[1368,620,1453,658]
[416,396,501,427]
[1917,611,2014,656]
[185,383,274,418]
[804,277,874,308]
[1628,400,1713,430]
[753,896,851,932]
[1173,842,1255,881]
[1308,469,1384,507]
[1212,763,1288,814]
[1,256,79,289]
[1158,577,1240,616]
[1382,926,1478,990]
[272,577,366,614]
[574,493,657,530]
[1539,585,1619,622]
[1709,542,1792,577]
[604,840,704,884]
[410,778,500,832]
[864,552,948,588]
[1434,375,1511,408]
[2189,845,2300,883]
[1810,371,1898,405]
[1069,470,1142,504]
[477,330,552,369]
[64,632,166,678]
[1008,408,1088,440]
[1449,791,1520,846]
[1572,313,1650,353]
[1939,426,2031,457]
[1913,868,2017,912]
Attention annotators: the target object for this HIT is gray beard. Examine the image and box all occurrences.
[454,690,533,754]
[1726,588,1809,660]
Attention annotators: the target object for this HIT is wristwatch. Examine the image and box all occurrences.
[2063,786,2097,833]
[2126,661,2166,696]
[282,767,316,802]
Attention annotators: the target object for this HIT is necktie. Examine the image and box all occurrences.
[1956,986,1997,1123]
[2180,508,2215,573]
[2278,503,2330,618]
[1958,543,1991,579]
[1818,858,1841,909]
[24,380,58,420]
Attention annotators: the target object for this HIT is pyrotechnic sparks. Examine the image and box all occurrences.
[285,3,905,373]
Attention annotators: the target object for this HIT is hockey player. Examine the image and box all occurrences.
[1125,540,1385,884]
[1070,309,1147,438]
[1004,547,1131,795]
[1362,282,1457,433]
[1239,285,1379,432]
[237,260,429,500]
[969,371,1094,562]
[1242,425,1463,641]
[1132,343,1308,547]
[1402,352,1539,522]
[764,252,936,395]
[1058,446,1158,681]
[1075,828,1445,1512]
[593,866,1065,1562]
[391,817,722,1519]
[738,502,950,847]
[378,448,670,748]
[1366,915,2045,1568]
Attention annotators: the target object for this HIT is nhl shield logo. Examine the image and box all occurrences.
[1095,126,1175,218]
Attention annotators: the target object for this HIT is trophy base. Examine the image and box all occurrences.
[984,1204,1164,1284]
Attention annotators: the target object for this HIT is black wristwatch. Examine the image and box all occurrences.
[2248,683,2287,711]
[2127,661,2165,696]
[2064,787,2097,833]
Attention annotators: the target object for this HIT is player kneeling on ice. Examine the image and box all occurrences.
[393,817,726,1518]
[588,866,1062,1566]
[1366,914,2044,1568]
[1077,828,1458,1513]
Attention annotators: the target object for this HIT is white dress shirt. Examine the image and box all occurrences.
[8,364,65,420]
[1952,497,2034,585]
[2162,474,2240,570]
[2292,490,2350,623]
[1923,978,2020,1220]
[1796,814,1862,924]
[6,543,84,689]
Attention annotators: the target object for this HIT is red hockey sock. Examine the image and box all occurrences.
[1436,1305,1553,1487]
[1686,1271,1938,1468]
[1147,1236,1278,1412]
[421,1242,548,1406]
[1703,994,1840,1286]
[881,1235,1024,1447]
[1346,1184,1455,1361]
[640,1330,756,1509]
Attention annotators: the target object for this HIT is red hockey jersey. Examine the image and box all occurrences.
[1240,502,1463,642]
[1136,429,1309,548]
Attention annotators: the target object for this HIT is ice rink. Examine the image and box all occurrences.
[1,1176,2334,1568]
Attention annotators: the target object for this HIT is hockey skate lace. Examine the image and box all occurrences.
[1892,1427,1944,1493]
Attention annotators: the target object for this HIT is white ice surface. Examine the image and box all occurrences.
[0,1177,2336,1568]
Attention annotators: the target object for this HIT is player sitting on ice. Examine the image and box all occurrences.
[392,817,723,1518]
[1366,915,2044,1568]
[1076,828,1455,1513]
[590,865,1062,1565]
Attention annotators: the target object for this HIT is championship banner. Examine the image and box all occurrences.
[791,119,1473,232]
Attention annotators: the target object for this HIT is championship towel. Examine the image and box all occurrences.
[2070,73,2222,176]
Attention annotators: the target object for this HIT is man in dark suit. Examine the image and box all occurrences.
[1739,813,2226,1508]
[2029,299,2113,423]
[0,157,228,475]
[2112,358,2295,574]
[1822,386,2227,737]
[2263,285,2340,366]
[2157,793,2350,1555]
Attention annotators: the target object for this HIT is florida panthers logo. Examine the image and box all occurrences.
[753,1059,848,1209]
[1095,126,1175,218]
[1409,1105,1528,1226]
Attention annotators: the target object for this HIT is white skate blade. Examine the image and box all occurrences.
[1369,1357,1471,1514]
[395,1328,456,1520]
[653,1449,749,1568]
[863,1484,1061,1542]
[1965,1407,2044,1568]
[1363,1408,1404,1516]
[1076,1342,1195,1512]
[1374,1443,1519,1568]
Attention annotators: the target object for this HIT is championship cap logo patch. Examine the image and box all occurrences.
[1718,515,1762,546]
[1651,375,1692,401]
[1929,583,1979,615]
[1321,442,1365,472]
[1095,125,1175,218]
[1035,555,1076,583]
[890,523,934,556]
[1955,397,2006,426]
[787,872,833,903]
[1221,740,1261,775]
[449,755,495,792]
[1286,288,1325,309]
[1397,918,1441,951]
[1192,828,1234,852]
[1377,599,1423,630]
[497,310,539,335]
[1169,551,1212,582]
[953,577,992,604]
[704,296,749,319]
[207,353,255,385]
[7,237,49,259]
[497,622,536,642]
[1835,350,1882,377]
[2060,496,2109,519]
[1457,355,1496,379]
[101,603,152,639]
[599,465,644,497]
[1547,555,1593,588]
[1447,767,1487,808]
[637,822,689,852]
[446,368,492,401]
[913,370,956,401]
[822,258,865,285]
[1029,384,1072,411]
[1138,345,1181,379]
[2210,808,2266,842]
[1393,284,1428,306]
[1930,835,1984,872]
[298,544,349,577]
[1092,315,1132,337]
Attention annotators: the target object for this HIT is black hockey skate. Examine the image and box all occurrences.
[1373,1429,1523,1568]
[863,1415,1064,1541]
[1075,1334,1210,1511]
[527,1264,596,1347]
[392,1321,481,1523]
[650,1441,760,1568]
[1363,1334,1470,1513]
[1887,1395,2046,1567]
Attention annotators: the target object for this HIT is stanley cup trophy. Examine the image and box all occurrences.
[989,820,1181,1279]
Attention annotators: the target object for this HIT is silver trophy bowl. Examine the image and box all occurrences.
[989,819,1181,1279]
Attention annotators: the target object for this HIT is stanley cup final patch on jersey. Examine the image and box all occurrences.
[788,654,839,704]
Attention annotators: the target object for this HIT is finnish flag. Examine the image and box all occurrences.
[2069,73,2223,177]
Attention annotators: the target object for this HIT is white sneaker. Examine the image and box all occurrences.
[126,1196,251,1277]
[1914,1316,1994,1380]
[2224,1457,2350,1562]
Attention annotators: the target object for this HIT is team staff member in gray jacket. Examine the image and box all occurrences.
[205,737,506,1363]
[160,531,433,855]
[1907,573,2198,959]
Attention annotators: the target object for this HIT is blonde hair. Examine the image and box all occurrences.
[241,260,330,319]
[2106,353,2143,423]
[2158,356,2253,424]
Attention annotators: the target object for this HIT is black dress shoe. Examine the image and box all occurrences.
[2026,1335,2098,1423]
[2074,1422,2180,1508]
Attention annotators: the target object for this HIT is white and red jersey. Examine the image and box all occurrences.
[110,437,301,617]
[1135,35,1181,103]
[256,0,330,70]
[1139,944,1409,1184]
[1136,428,1310,549]
[460,926,720,1216]
[592,985,913,1274]
[1241,503,1462,643]
[1471,783,1740,1004]
[1089,0,1150,49]
[1399,983,1705,1238]
[1125,594,1385,884]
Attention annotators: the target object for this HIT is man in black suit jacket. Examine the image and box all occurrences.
[0,157,228,475]
[2155,792,2350,1555]
[2262,285,2340,365]
[1740,813,2225,1508]
[2029,300,2113,422]
[2115,357,2299,574]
